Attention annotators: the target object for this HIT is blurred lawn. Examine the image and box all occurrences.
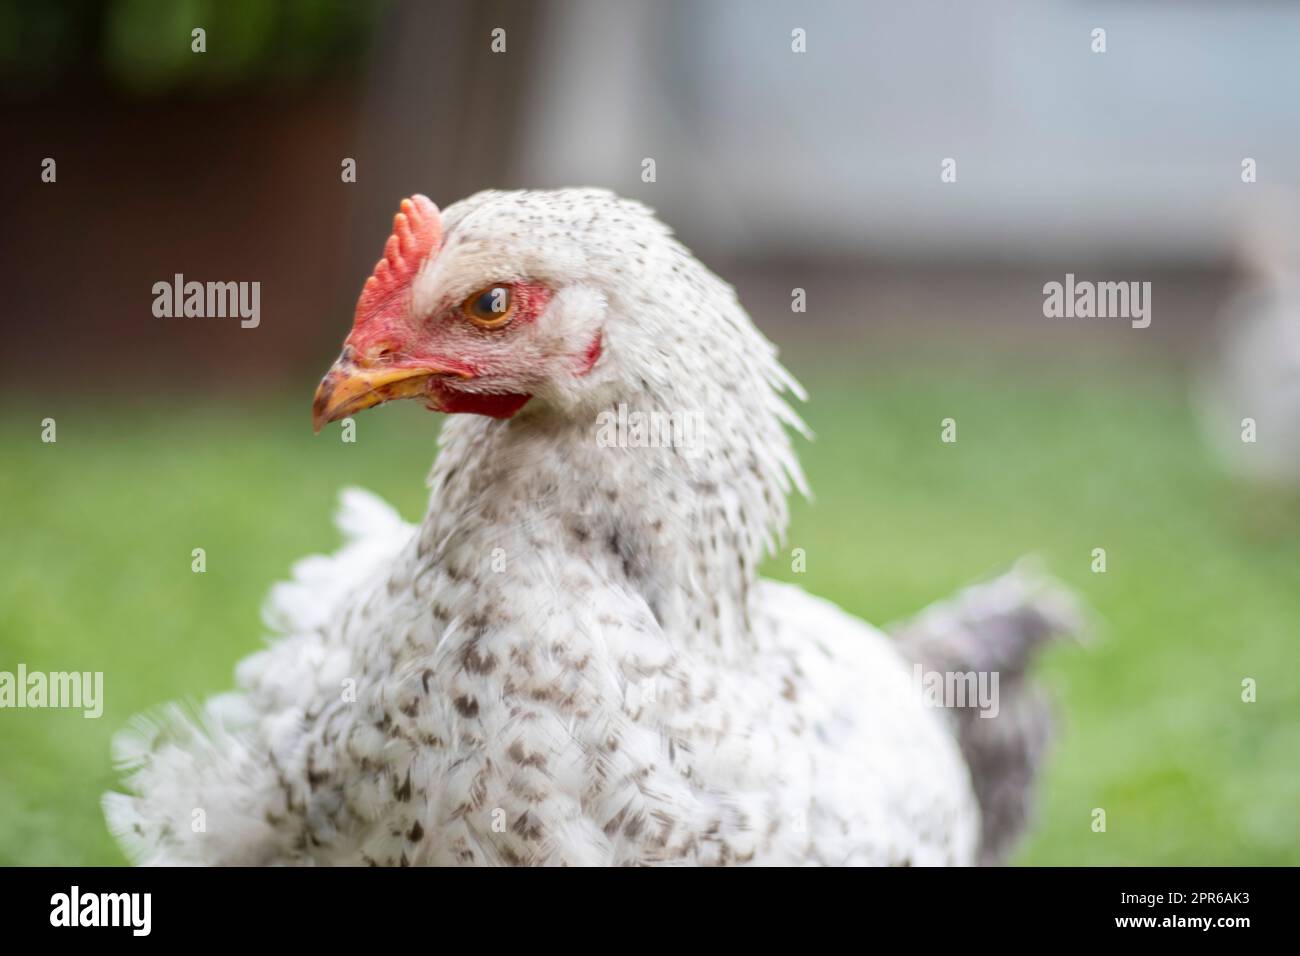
[1,353,1297,865]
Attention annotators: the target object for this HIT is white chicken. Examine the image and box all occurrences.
[1197,191,1300,484]
[105,188,1077,866]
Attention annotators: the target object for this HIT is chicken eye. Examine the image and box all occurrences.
[462,285,514,328]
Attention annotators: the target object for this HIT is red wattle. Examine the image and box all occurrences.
[428,381,531,419]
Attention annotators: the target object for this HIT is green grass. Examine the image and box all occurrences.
[1,354,1296,865]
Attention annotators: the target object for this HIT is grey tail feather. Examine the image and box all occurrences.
[890,558,1086,866]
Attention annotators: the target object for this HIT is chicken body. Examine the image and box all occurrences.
[105,189,1031,865]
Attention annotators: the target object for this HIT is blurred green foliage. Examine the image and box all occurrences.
[0,355,1296,864]
[0,0,384,94]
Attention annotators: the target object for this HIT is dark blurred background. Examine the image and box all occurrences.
[2,0,1298,866]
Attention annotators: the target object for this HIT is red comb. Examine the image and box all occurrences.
[353,194,442,327]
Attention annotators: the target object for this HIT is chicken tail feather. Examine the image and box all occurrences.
[890,558,1087,865]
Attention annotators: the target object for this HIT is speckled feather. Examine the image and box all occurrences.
[104,189,1071,866]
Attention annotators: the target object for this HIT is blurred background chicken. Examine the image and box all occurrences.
[1197,189,1300,484]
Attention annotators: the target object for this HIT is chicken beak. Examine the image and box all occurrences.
[312,352,443,433]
